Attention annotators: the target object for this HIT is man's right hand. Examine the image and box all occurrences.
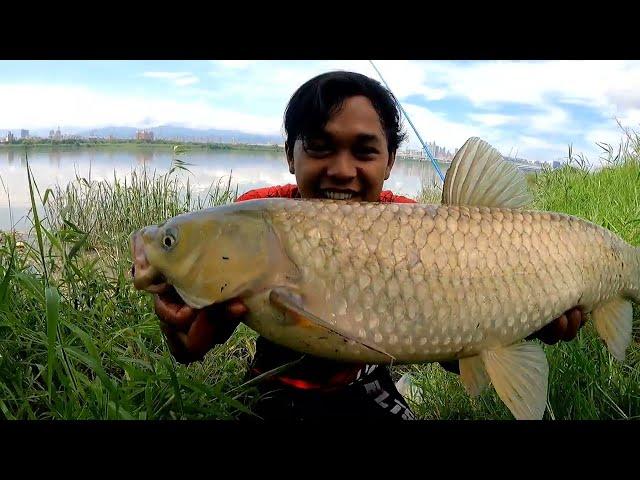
[154,287,248,364]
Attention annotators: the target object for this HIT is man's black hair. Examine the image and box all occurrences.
[284,71,407,155]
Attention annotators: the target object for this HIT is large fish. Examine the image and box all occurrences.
[131,137,640,420]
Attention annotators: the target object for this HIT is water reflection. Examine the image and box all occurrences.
[136,150,154,165]
[0,146,445,231]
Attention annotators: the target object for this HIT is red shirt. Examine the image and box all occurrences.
[236,183,417,204]
[235,184,417,391]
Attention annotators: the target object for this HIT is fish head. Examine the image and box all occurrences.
[130,206,275,308]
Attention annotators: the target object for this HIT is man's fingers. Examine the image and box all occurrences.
[154,294,196,328]
[226,299,249,317]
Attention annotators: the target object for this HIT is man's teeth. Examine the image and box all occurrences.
[324,191,353,200]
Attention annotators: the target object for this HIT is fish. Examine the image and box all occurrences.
[130,137,640,420]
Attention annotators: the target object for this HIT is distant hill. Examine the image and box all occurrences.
[71,125,284,144]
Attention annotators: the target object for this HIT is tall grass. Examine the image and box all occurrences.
[0,151,257,419]
[1,137,639,420]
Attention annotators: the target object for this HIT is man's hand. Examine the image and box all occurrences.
[527,307,585,344]
[154,287,248,364]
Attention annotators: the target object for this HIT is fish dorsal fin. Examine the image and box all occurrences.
[592,295,633,362]
[442,137,532,208]
[459,355,490,397]
[269,286,395,362]
[481,342,549,420]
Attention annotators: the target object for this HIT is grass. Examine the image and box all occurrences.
[0,152,259,419]
[0,136,639,420]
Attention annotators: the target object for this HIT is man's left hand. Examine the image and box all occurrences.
[527,307,585,344]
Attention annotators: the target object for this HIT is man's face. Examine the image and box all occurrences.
[287,95,396,202]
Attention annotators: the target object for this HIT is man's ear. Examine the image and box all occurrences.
[285,142,295,174]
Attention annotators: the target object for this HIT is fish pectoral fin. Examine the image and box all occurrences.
[459,355,490,397]
[442,137,532,209]
[592,296,633,362]
[268,286,395,362]
[480,342,549,420]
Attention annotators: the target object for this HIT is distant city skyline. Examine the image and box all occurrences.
[1,125,553,170]
[1,60,639,165]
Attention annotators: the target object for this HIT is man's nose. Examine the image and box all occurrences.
[326,150,357,180]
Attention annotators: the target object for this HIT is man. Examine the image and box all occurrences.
[154,71,585,420]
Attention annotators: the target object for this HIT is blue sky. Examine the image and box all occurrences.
[1,60,638,164]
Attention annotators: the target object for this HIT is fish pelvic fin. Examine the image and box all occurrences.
[592,295,633,362]
[480,342,549,420]
[459,355,490,397]
[442,137,532,209]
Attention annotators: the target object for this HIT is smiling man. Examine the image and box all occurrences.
[153,71,585,421]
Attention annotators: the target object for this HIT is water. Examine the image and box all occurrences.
[0,146,445,231]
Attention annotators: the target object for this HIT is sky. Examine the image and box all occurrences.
[0,60,639,165]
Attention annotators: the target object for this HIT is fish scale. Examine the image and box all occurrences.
[263,199,636,362]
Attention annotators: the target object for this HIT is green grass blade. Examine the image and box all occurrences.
[45,285,60,399]
[0,239,16,308]
[66,231,90,262]
[25,153,48,282]
[163,358,184,417]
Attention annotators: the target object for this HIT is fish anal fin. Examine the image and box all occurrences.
[459,355,489,397]
[592,296,633,362]
[481,342,549,420]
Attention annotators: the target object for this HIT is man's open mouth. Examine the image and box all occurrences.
[322,190,358,200]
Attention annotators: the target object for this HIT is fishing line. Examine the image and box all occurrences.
[368,60,446,184]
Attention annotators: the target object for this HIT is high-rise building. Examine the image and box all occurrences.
[20,129,29,138]
[136,129,154,141]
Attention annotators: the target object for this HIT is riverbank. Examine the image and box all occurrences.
[0,140,285,153]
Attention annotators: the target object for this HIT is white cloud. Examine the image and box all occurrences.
[402,104,484,152]
[528,106,572,134]
[427,61,635,109]
[212,60,257,70]
[142,71,199,86]
[584,127,628,149]
[0,84,283,134]
[615,108,640,127]
[513,135,567,152]
[467,113,515,127]
[174,76,199,86]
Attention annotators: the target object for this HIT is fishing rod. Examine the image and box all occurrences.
[368,60,446,183]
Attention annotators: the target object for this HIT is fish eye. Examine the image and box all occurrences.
[162,228,177,250]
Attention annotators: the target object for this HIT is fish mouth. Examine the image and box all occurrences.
[130,231,170,294]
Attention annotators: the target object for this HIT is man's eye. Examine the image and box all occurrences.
[305,142,332,154]
[355,147,379,156]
